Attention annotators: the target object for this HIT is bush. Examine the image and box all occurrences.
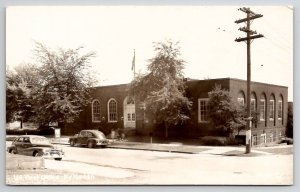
[6,129,39,135]
[6,127,54,136]
[280,138,293,145]
[225,137,239,145]
[199,136,239,146]
[199,136,227,146]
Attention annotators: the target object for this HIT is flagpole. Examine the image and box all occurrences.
[132,49,136,79]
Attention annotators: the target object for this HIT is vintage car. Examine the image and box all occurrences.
[7,135,64,161]
[69,130,109,148]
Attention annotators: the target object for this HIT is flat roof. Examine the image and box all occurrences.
[186,77,288,88]
[91,77,288,89]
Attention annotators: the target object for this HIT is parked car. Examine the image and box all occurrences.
[7,135,64,161]
[69,130,109,148]
[279,137,293,145]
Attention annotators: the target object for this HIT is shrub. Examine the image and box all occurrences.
[199,136,240,146]
[225,137,239,145]
[280,138,293,145]
[6,128,54,136]
[199,136,227,146]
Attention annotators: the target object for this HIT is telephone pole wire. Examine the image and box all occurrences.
[235,7,264,154]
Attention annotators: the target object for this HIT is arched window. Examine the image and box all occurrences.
[127,97,135,104]
[250,93,257,114]
[259,93,267,123]
[92,100,101,122]
[237,91,245,106]
[278,95,283,124]
[108,98,117,122]
[269,94,275,122]
[250,93,257,128]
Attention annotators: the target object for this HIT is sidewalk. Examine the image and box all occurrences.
[50,136,292,156]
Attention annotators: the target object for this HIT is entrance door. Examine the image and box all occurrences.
[123,96,136,128]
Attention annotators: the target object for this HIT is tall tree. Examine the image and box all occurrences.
[207,84,247,137]
[6,63,38,127]
[7,43,96,128]
[31,42,96,126]
[129,40,192,138]
[286,102,293,138]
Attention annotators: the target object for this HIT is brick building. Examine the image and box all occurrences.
[63,78,288,145]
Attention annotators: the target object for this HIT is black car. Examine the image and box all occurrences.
[7,135,64,161]
[69,130,110,148]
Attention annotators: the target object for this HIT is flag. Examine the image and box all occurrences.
[131,49,135,71]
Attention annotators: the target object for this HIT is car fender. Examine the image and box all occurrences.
[7,146,17,153]
[25,147,52,154]
[87,138,98,144]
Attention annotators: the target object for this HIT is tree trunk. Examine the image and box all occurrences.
[20,119,23,129]
[164,121,169,138]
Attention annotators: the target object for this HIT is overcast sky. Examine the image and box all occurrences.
[6,6,293,101]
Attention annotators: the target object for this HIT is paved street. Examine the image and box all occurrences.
[6,140,293,185]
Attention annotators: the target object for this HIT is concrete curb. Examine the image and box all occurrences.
[106,145,195,154]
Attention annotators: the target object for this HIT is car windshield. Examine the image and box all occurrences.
[92,131,106,139]
[30,137,51,145]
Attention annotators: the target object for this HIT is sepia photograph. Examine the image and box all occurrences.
[5,6,293,185]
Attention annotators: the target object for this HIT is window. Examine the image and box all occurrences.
[79,131,86,137]
[92,100,101,122]
[259,99,266,121]
[250,96,256,128]
[127,97,135,104]
[278,99,283,120]
[127,113,131,121]
[17,137,24,142]
[198,98,209,122]
[237,91,245,106]
[252,134,258,145]
[127,113,136,121]
[108,99,117,122]
[269,99,275,121]
[251,99,256,113]
[23,137,30,143]
[279,131,282,138]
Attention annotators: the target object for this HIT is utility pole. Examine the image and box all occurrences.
[235,7,264,154]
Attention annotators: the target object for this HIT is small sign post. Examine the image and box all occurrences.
[55,128,61,138]
[54,127,61,144]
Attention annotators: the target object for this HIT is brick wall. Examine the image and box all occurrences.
[63,78,288,144]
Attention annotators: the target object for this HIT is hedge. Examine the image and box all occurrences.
[6,128,54,136]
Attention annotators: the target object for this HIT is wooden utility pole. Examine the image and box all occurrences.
[235,7,264,154]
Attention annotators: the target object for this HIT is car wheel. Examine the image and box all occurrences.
[70,140,75,147]
[11,149,17,154]
[88,141,95,148]
[33,151,39,157]
[54,158,62,161]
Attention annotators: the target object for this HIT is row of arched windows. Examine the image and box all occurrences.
[92,98,118,122]
[237,91,284,126]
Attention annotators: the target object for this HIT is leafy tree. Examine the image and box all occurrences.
[286,102,293,138]
[31,42,96,126]
[7,43,96,128]
[6,63,38,127]
[207,84,246,137]
[129,40,192,138]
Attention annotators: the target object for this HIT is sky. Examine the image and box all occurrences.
[6,6,293,101]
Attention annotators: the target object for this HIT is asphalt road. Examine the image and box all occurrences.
[48,144,293,185]
[6,142,293,185]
